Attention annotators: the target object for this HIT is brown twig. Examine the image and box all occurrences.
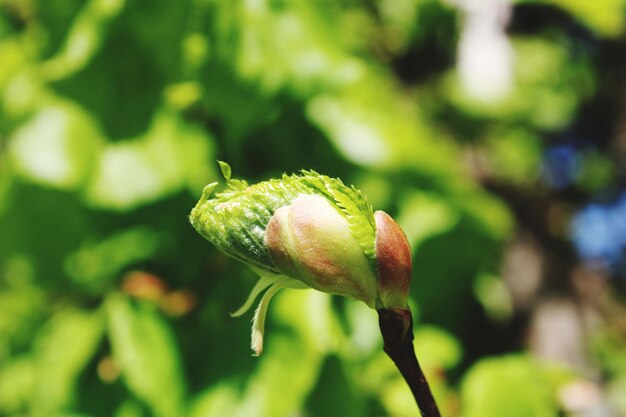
[378,308,441,417]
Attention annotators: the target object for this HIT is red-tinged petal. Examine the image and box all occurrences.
[265,194,378,307]
[265,206,301,280]
[375,211,412,309]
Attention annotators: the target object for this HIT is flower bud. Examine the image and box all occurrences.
[374,211,412,310]
[189,162,412,355]
[265,194,378,307]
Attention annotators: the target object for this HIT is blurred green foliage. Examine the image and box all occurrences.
[1,0,626,416]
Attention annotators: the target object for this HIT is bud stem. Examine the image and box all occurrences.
[377,308,441,417]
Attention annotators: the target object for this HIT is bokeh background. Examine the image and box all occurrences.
[1,0,626,416]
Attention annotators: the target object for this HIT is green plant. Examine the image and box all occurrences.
[190,162,440,416]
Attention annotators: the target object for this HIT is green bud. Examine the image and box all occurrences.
[265,194,378,307]
[189,162,412,355]
[374,211,412,310]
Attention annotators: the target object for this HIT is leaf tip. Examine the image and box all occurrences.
[201,182,218,200]
[217,160,232,181]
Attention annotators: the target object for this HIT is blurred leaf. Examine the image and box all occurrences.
[85,110,214,210]
[36,0,88,56]
[0,183,93,290]
[305,355,365,417]
[52,414,97,417]
[164,81,203,111]
[114,399,147,417]
[188,382,240,417]
[460,355,559,417]
[0,37,26,90]
[590,327,626,376]
[353,173,392,211]
[47,0,191,138]
[64,226,162,292]
[190,290,336,417]
[576,151,614,192]
[380,376,420,417]
[344,297,382,357]
[0,155,13,216]
[0,36,44,123]
[454,190,513,240]
[32,308,104,414]
[7,100,104,190]
[473,273,514,322]
[243,290,337,417]
[0,355,37,413]
[307,74,458,173]
[0,255,43,354]
[444,36,594,130]
[409,218,504,333]
[237,334,323,417]
[396,191,459,251]
[41,0,126,81]
[413,326,462,370]
[210,0,363,95]
[106,293,186,417]
[484,129,542,185]
[1,70,49,122]
[123,0,190,78]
